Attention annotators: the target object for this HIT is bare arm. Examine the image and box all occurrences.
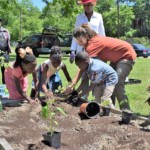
[71,68,83,87]
[32,70,39,98]
[41,64,53,97]
[76,74,88,93]
[61,63,72,82]
[63,68,83,95]
[14,76,34,103]
[78,82,96,98]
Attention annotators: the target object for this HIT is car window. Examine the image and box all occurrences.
[134,44,146,49]
[21,37,29,45]
[42,35,60,48]
[29,35,41,44]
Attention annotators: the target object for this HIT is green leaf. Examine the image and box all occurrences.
[56,107,66,115]
[101,100,111,106]
[53,121,58,126]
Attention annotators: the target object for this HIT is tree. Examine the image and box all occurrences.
[96,0,135,37]
[42,0,82,34]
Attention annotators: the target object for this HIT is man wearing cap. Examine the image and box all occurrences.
[70,0,105,63]
[0,18,11,84]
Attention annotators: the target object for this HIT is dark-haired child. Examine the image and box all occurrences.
[37,46,72,98]
[4,47,38,104]
[75,51,118,107]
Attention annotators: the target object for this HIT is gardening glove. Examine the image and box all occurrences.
[71,90,78,97]
[69,51,75,64]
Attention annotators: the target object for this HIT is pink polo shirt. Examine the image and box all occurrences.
[4,62,28,100]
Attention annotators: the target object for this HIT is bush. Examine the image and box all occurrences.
[120,37,150,47]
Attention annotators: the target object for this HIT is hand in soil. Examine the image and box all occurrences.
[62,86,74,95]
[45,91,53,98]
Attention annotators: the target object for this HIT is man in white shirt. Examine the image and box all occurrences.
[70,0,105,63]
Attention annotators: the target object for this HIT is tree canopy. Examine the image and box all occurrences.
[0,0,149,41]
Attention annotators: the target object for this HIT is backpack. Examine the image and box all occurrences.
[0,31,8,51]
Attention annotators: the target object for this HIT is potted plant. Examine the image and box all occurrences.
[41,99,66,149]
[101,100,111,116]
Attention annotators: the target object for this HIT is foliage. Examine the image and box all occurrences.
[120,37,150,47]
[0,51,9,68]
[41,99,66,134]
[1,0,149,40]
[101,100,111,107]
[42,0,82,34]
[55,86,65,94]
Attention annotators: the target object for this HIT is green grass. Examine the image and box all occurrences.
[2,53,150,116]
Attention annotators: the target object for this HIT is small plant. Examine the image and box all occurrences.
[101,100,111,107]
[101,100,111,116]
[55,86,65,94]
[41,99,66,135]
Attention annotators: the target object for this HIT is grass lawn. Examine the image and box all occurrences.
[1,53,150,116]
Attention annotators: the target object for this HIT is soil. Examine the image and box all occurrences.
[0,97,150,150]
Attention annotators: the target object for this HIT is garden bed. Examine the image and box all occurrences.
[0,99,150,150]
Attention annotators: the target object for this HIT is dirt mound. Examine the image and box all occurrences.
[0,101,150,150]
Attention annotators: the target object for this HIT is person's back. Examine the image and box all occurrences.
[86,36,137,63]
[88,58,118,86]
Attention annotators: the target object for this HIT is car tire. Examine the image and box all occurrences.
[143,56,148,58]
[33,50,39,57]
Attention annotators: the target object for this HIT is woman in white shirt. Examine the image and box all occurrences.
[70,0,105,63]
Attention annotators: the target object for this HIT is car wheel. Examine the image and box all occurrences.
[143,56,148,58]
[33,50,39,57]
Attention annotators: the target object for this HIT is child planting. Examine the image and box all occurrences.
[4,47,38,104]
[73,51,118,108]
[35,46,71,98]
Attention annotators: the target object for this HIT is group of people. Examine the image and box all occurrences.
[1,0,149,111]
[66,0,136,110]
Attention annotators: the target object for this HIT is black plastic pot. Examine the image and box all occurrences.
[43,131,61,149]
[122,111,132,124]
[102,107,111,116]
[80,102,100,119]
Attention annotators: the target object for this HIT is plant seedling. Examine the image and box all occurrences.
[41,99,66,135]
[55,86,65,94]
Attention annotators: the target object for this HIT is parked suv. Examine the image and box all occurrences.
[17,27,60,57]
[59,34,72,54]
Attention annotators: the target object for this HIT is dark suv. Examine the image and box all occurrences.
[59,34,72,54]
[17,27,60,57]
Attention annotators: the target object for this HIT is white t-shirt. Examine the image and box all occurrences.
[41,59,63,83]
[71,12,106,53]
